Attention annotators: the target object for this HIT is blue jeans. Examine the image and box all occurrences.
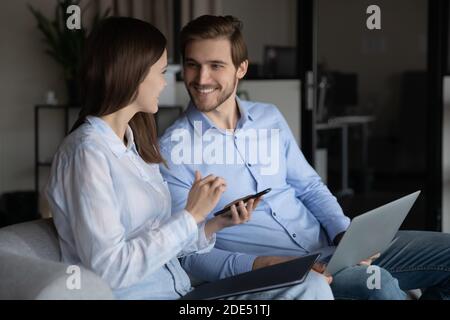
[331,231,450,300]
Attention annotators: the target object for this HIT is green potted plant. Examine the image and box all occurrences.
[28,0,109,106]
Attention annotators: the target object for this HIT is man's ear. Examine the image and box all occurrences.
[237,60,248,80]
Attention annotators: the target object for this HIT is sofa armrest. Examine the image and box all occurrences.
[0,251,114,300]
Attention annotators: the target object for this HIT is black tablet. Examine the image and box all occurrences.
[213,188,272,216]
[181,253,321,300]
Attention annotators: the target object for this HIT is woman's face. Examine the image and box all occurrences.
[135,49,168,114]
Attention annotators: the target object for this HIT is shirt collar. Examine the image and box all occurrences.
[86,116,136,158]
[186,97,254,136]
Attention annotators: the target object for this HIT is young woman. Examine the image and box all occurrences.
[45,17,256,300]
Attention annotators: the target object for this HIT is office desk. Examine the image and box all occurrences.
[316,116,375,196]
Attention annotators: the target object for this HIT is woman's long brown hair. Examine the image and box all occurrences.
[71,17,166,164]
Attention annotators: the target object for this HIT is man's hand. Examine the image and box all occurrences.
[358,253,381,266]
[252,256,332,284]
[311,261,333,285]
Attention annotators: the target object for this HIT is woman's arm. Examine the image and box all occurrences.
[47,144,202,290]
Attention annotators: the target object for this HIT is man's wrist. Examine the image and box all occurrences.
[333,231,345,246]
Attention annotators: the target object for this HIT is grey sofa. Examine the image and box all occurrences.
[0,218,113,300]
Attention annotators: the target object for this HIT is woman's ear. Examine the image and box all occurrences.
[237,60,248,80]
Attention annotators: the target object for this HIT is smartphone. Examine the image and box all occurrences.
[213,188,272,216]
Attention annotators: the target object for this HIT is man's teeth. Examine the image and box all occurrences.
[197,88,215,94]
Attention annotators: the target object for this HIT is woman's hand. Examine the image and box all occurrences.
[185,171,226,223]
[204,196,263,238]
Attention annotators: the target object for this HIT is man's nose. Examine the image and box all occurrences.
[196,66,210,85]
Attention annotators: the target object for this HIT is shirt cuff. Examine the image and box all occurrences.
[195,221,216,254]
[233,253,258,275]
[326,217,351,244]
[179,210,198,236]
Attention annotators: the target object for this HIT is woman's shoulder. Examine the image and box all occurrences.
[55,123,110,161]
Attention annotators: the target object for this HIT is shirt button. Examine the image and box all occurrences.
[292,233,297,238]
[248,163,252,167]
[272,212,277,217]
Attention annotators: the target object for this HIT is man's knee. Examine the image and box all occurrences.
[332,265,406,300]
[365,267,406,300]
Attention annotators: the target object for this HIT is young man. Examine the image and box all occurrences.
[159,15,450,300]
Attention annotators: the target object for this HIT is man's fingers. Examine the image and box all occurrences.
[359,252,381,266]
[312,262,326,273]
[358,259,371,266]
[371,253,381,260]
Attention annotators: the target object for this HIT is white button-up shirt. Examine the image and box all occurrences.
[45,116,215,299]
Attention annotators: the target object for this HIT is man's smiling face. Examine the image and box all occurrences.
[183,38,246,112]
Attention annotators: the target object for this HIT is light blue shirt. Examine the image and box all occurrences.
[159,98,350,282]
[45,116,215,299]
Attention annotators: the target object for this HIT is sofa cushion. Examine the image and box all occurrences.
[0,218,60,261]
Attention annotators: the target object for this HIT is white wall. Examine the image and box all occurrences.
[0,0,66,195]
[442,77,450,233]
[175,80,301,145]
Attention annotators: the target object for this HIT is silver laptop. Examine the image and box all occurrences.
[325,191,421,275]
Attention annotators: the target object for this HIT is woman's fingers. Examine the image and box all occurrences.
[229,204,241,224]
[194,170,201,183]
[210,177,227,190]
[237,201,249,222]
[252,196,262,209]
[224,195,246,208]
[197,174,216,187]
[246,199,255,214]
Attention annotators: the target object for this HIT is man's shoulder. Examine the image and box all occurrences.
[241,100,283,123]
[241,99,283,120]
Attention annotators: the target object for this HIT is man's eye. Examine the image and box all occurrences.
[211,64,222,70]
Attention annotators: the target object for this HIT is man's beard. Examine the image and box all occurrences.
[188,77,237,112]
